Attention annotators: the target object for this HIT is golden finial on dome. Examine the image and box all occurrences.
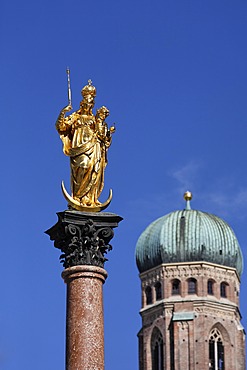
[184,191,192,201]
[184,191,192,210]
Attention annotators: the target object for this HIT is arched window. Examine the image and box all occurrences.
[171,279,180,295]
[151,328,164,370]
[188,278,197,294]
[220,282,228,298]
[155,282,162,301]
[208,280,214,295]
[209,328,224,370]
[145,286,152,305]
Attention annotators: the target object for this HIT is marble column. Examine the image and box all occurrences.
[46,210,122,370]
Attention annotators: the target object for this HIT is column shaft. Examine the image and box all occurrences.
[62,266,107,370]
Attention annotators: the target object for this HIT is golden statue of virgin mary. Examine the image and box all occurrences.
[55,79,115,212]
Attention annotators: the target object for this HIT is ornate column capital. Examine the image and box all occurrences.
[45,210,122,269]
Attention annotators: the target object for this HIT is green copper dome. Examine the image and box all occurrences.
[136,195,243,275]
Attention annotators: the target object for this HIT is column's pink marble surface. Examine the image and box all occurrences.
[62,265,107,370]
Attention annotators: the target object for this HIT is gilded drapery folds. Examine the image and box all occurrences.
[55,80,115,212]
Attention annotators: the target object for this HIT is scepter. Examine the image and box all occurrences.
[66,67,72,106]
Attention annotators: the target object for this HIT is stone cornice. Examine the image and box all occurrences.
[140,297,240,317]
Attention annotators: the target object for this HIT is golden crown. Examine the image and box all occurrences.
[81,79,97,98]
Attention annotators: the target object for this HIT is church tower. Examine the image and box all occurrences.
[135,192,245,370]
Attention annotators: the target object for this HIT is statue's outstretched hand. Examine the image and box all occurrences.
[62,104,73,113]
[109,125,116,134]
[56,104,73,131]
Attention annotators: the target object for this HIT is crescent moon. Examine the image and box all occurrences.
[61,181,113,212]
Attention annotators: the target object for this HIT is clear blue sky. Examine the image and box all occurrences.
[1,0,247,369]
